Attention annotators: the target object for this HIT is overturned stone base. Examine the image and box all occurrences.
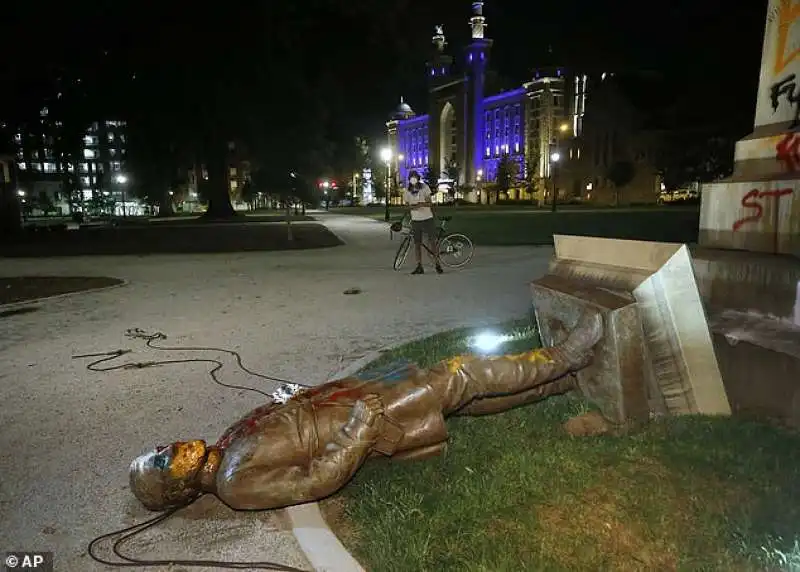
[531,275,650,425]
[531,235,731,423]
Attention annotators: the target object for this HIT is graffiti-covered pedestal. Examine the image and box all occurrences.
[699,0,800,257]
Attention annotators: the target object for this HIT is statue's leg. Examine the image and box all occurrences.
[454,374,577,416]
[424,309,603,415]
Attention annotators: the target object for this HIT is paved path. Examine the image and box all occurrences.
[0,213,553,571]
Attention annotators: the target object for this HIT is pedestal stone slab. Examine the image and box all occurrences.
[690,247,800,322]
[538,235,730,417]
[531,274,651,425]
[698,0,800,256]
[699,179,800,256]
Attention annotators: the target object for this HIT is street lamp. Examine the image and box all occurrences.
[380,147,392,221]
[549,153,560,212]
[115,174,129,218]
[321,180,330,210]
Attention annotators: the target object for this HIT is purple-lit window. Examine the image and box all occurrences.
[480,53,485,61]
[431,69,435,76]
[441,67,445,74]
[469,53,473,63]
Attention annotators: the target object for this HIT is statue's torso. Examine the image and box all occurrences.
[216,376,449,473]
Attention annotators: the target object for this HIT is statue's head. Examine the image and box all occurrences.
[129,440,209,510]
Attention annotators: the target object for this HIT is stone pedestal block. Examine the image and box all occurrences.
[699,179,800,256]
[535,235,731,418]
[531,274,650,425]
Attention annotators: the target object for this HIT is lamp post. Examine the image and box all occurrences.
[380,147,392,221]
[549,152,560,213]
[321,180,330,210]
[115,174,128,218]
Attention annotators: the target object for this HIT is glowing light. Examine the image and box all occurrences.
[115,174,128,184]
[550,152,561,162]
[471,332,510,353]
[660,182,666,191]
[586,182,593,190]
[16,189,25,197]
[380,147,392,163]
[559,123,569,132]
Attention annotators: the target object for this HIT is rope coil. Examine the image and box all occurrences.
[74,329,313,571]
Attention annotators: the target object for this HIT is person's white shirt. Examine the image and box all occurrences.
[404,183,434,221]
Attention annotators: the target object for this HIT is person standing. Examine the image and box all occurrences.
[404,170,442,275]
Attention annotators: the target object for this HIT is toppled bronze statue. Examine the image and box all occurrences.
[130,310,603,511]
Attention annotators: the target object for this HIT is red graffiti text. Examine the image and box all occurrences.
[776,132,800,170]
[732,188,793,232]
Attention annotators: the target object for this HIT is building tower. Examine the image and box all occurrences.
[464,1,493,186]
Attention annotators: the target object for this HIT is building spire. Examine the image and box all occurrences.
[433,25,447,51]
[470,1,486,39]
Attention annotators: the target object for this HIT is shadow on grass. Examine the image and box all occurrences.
[322,318,800,572]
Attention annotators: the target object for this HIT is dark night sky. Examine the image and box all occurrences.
[2,0,768,149]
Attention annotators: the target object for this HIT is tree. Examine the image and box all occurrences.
[422,166,437,191]
[606,160,635,206]
[496,153,518,202]
[239,179,256,210]
[445,161,460,200]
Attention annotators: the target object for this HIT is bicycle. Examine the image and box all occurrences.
[389,215,475,271]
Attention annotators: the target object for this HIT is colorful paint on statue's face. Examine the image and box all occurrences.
[129,440,208,510]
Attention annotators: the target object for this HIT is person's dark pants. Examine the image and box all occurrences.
[411,218,438,265]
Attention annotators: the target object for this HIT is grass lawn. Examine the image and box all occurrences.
[0,222,342,257]
[332,205,701,246]
[322,320,800,572]
[0,276,124,305]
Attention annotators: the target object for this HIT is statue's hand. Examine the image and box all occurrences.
[343,394,384,443]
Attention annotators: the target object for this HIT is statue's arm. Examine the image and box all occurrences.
[217,396,383,510]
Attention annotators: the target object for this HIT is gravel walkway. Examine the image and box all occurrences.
[0,212,552,571]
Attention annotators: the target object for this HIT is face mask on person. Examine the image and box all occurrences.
[409,177,419,185]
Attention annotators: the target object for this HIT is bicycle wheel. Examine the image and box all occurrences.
[438,233,474,268]
[393,235,412,271]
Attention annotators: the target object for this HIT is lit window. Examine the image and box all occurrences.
[485,147,490,157]
[107,133,115,142]
[84,135,97,146]
[80,163,89,172]
[230,181,239,191]
[109,149,116,156]
[13,133,21,144]
[43,163,57,173]
[83,149,96,159]
[18,162,26,170]
[515,142,520,152]
[16,150,23,160]
[111,161,121,172]
[31,163,41,171]
[230,168,237,177]
[81,176,90,186]
[495,145,499,155]
[66,164,74,172]
[82,190,92,200]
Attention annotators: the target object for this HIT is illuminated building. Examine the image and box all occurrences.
[386,1,589,202]
[9,107,129,214]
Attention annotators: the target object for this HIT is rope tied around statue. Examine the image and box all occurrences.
[73,327,315,571]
